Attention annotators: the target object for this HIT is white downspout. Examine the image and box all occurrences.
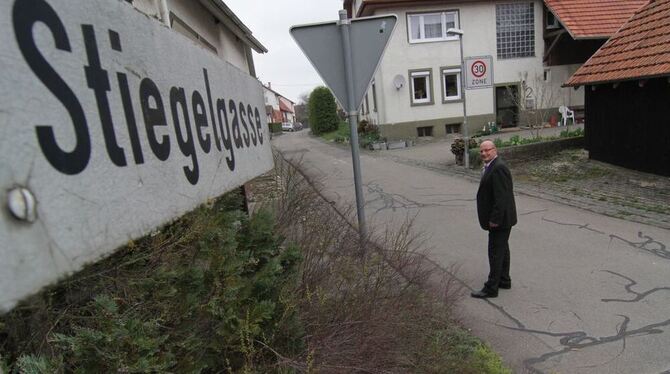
[158,0,170,27]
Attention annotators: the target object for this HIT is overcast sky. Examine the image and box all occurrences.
[225,0,345,103]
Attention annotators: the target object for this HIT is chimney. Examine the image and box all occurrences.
[268,82,271,89]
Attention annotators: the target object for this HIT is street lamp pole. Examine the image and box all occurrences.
[447,28,468,169]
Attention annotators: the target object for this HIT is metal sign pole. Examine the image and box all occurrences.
[291,13,396,241]
[459,35,469,169]
[338,9,367,239]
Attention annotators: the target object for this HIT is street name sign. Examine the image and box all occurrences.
[0,0,272,312]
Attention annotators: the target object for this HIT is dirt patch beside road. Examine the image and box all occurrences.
[509,149,670,229]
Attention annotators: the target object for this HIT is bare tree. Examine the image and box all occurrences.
[508,72,560,138]
[298,91,310,105]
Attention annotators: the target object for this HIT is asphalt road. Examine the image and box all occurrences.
[273,130,670,374]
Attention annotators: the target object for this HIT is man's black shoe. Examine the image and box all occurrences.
[471,289,498,298]
[499,283,511,289]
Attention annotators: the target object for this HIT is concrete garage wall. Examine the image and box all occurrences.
[0,0,272,312]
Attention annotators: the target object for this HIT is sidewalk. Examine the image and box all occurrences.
[366,124,670,229]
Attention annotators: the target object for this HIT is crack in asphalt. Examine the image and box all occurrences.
[600,270,670,303]
[540,216,668,261]
[364,182,473,214]
[541,216,607,234]
[488,215,669,373]
[515,316,670,373]
[609,231,669,260]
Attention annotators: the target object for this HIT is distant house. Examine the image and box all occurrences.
[565,0,670,177]
[344,0,645,140]
[263,84,295,123]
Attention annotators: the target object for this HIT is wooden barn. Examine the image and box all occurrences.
[565,0,670,177]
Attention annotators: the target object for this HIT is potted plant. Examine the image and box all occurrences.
[450,137,479,165]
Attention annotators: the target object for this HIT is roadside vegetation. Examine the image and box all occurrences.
[307,86,339,135]
[511,148,670,222]
[1,192,303,373]
[490,127,583,149]
[1,153,511,373]
[320,120,349,142]
[514,148,606,183]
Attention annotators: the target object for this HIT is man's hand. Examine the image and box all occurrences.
[489,222,499,228]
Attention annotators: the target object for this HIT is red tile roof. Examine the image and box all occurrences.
[279,100,293,113]
[348,1,645,36]
[545,0,648,39]
[566,0,670,86]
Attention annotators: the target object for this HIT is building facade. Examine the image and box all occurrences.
[263,84,295,123]
[263,85,282,123]
[345,0,639,140]
[130,0,266,76]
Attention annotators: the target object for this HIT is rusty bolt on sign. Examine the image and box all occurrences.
[7,187,37,222]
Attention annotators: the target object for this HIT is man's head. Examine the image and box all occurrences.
[479,140,497,163]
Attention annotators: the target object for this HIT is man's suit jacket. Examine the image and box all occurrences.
[476,157,517,231]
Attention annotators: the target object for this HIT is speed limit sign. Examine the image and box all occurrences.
[465,56,493,89]
[471,60,486,77]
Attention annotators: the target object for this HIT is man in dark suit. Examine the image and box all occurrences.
[472,140,517,298]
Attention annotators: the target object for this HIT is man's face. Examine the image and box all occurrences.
[480,142,497,163]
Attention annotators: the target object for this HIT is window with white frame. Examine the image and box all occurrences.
[410,70,432,105]
[407,11,459,43]
[496,3,535,59]
[441,67,461,101]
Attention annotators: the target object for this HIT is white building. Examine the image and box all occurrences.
[131,0,266,75]
[345,0,643,140]
[263,84,295,123]
[263,84,281,123]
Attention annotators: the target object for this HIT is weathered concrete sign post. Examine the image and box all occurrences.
[0,0,273,313]
[291,11,397,239]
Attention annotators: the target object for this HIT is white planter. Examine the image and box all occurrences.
[387,141,406,150]
[369,142,386,150]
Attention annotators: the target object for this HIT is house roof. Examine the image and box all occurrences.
[345,0,645,38]
[544,0,648,40]
[279,100,293,113]
[263,85,295,104]
[199,0,267,53]
[344,0,486,17]
[565,0,670,86]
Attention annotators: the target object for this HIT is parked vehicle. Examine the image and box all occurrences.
[294,122,304,131]
[281,122,295,132]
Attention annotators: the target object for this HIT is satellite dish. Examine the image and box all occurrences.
[393,74,405,89]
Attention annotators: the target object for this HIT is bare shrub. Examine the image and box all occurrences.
[507,72,560,138]
[257,151,465,373]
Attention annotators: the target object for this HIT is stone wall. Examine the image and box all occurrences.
[469,136,584,168]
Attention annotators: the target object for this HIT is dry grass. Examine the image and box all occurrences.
[250,152,508,373]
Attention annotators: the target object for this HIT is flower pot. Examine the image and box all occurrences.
[387,140,406,150]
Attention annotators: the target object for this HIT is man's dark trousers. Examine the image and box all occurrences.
[485,228,511,292]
